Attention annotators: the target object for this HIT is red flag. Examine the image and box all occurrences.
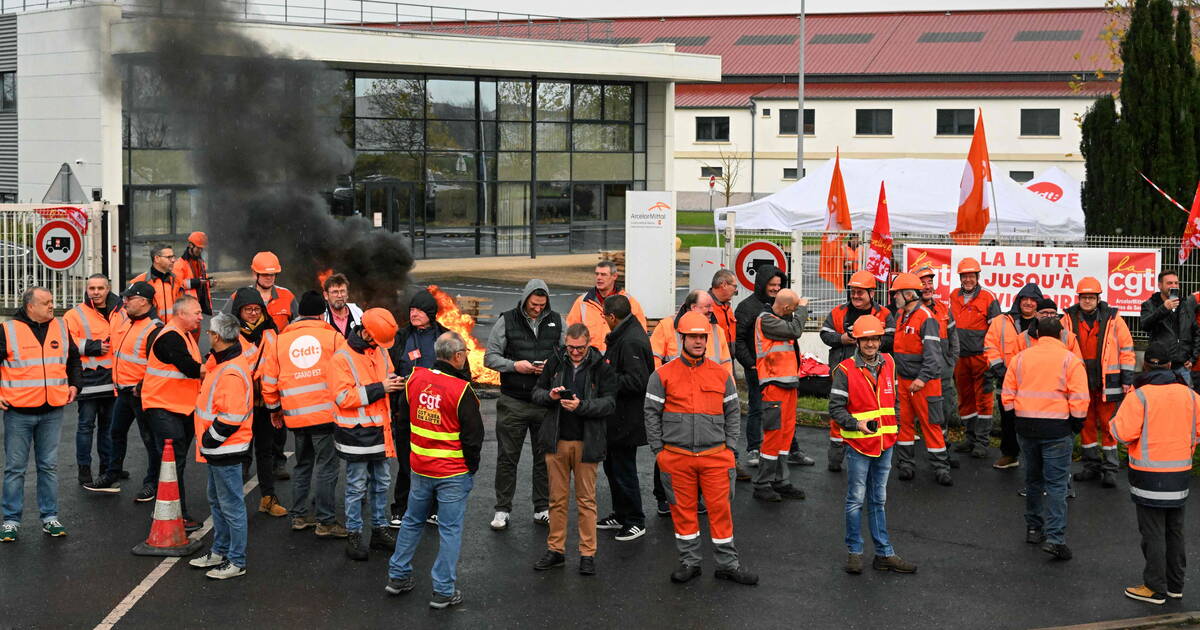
[950,111,992,245]
[865,181,893,282]
[820,150,854,290]
[1180,182,1200,263]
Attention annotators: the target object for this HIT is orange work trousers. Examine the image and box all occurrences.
[896,378,950,474]
[657,446,738,569]
[1079,390,1118,474]
[954,354,993,421]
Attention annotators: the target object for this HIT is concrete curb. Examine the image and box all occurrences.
[1034,611,1200,630]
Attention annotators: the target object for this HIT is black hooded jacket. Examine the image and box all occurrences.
[392,289,449,378]
[1141,291,1200,366]
[734,264,788,370]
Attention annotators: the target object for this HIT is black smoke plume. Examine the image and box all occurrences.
[134,1,413,308]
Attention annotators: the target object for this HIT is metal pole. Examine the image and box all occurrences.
[796,3,805,180]
[710,190,716,247]
[724,211,737,274]
[749,99,756,199]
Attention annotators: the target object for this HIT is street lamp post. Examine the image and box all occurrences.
[797,2,805,180]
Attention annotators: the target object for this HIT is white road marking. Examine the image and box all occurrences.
[94,452,291,630]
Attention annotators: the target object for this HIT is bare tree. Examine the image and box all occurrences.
[700,145,744,207]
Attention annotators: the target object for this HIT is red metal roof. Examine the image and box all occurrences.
[675,81,1120,107]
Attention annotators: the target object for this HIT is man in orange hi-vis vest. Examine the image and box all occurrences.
[566,260,647,352]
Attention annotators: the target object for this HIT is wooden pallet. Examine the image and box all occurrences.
[454,295,493,319]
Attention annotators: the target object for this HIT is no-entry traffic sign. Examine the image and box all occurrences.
[734,240,788,292]
[35,219,82,271]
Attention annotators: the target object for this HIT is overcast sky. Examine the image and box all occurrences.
[457,0,1108,19]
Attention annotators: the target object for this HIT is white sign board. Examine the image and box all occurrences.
[625,191,676,319]
[689,246,727,294]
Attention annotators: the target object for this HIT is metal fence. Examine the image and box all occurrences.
[721,213,1190,343]
[0,204,108,313]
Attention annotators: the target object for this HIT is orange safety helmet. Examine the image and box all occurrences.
[914,264,936,279]
[362,308,398,349]
[851,314,886,339]
[890,272,923,291]
[957,257,982,274]
[187,231,208,248]
[847,270,876,290]
[677,311,711,335]
[1076,276,1103,295]
[251,251,282,275]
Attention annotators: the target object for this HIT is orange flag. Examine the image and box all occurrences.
[865,181,893,282]
[820,150,854,290]
[950,110,993,245]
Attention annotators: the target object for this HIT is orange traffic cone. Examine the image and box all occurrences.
[132,439,201,557]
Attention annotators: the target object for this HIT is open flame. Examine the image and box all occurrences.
[317,268,333,288]
[426,285,500,386]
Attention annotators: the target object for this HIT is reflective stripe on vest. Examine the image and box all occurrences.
[142,322,200,414]
[197,361,252,457]
[333,348,381,428]
[406,367,470,477]
[0,318,70,407]
[1127,389,1197,469]
[754,312,798,386]
[70,305,113,370]
[112,315,160,387]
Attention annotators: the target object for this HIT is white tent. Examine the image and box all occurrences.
[715,158,1085,239]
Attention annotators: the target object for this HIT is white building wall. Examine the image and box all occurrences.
[17,4,123,205]
[673,96,1095,210]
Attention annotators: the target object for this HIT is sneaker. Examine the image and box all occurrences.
[83,472,121,494]
[385,576,415,595]
[615,525,645,541]
[786,452,815,466]
[272,464,290,481]
[845,552,863,575]
[596,514,622,530]
[532,510,550,525]
[205,560,246,580]
[183,519,202,533]
[388,513,403,529]
[118,470,131,480]
[714,567,759,585]
[1168,590,1183,599]
[772,484,806,500]
[579,556,596,576]
[429,589,463,609]
[1124,584,1166,605]
[42,519,67,537]
[291,515,318,531]
[346,531,368,561]
[670,563,701,583]
[188,551,225,569]
[746,449,760,467]
[656,500,671,517]
[370,526,396,550]
[993,455,1020,469]
[753,486,782,502]
[872,554,917,573]
[1026,528,1045,544]
[1041,542,1073,561]
[78,468,93,486]
[533,549,565,570]
[314,522,349,539]
[426,514,439,526]
[490,511,510,531]
[134,483,156,503]
[0,523,17,542]
[258,496,287,517]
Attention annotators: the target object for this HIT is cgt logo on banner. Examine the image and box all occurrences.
[902,244,1159,316]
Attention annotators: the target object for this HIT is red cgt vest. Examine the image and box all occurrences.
[836,353,899,457]
[405,366,473,479]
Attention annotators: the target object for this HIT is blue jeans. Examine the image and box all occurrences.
[290,430,339,524]
[389,472,474,596]
[109,389,159,485]
[76,396,115,472]
[844,446,894,557]
[345,459,389,532]
[207,464,247,568]
[1017,434,1073,545]
[744,368,764,452]
[3,409,63,525]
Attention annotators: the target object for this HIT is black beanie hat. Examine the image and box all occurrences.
[299,290,326,317]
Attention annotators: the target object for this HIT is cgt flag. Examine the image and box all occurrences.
[865,181,893,282]
[1181,182,1200,263]
[820,150,853,290]
[950,110,992,245]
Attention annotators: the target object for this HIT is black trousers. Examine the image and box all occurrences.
[999,405,1020,458]
[251,406,278,499]
[602,444,644,528]
[146,408,193,519]
[391,418,436,518]
[1137,502,1187,594]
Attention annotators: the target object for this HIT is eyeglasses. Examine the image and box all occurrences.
[566,344,588,352]
[156,254,177,260]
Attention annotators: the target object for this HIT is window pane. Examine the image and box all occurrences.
[479,80,497,120]
[572,153,633,180]
[573,124,631,151]
[426,120,476,150]
[537,82,571,121]
[701,166,723,178]
[426,78,476,119]
[855,109,892,135]
[427,182,476,227]
[784,168,798,179]
[605,183,628,222]
[634,124,645,151]
[355,119,423,150]
[173,189,203,234]
[355,75,423,119]
[936,109,974,135]
[498,152,531,180]
[634,83,646,123]
[536,153,570,180]
[498,81,532,120]
[1021,109,1059,135]
[604,85,632,121]
[2,73,15,111]
[634,153,646,179]
[696,116,729,141]
[354,151,422,181]
[1009,170,1035,183]
[128,113,189,149]
[129,65,165,109]
[573,84,602,120]
[573,184,603,221]
[536,122,569,151]
[480,121,497,152]
[536,181,570,224]
[803,109,815,134]
[500,123,531,150]
[129,150,197,185]
[780,109,797,134]
[426,152,477,181]
[130,188,172,237]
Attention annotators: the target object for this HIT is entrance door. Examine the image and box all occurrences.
[364,180,424,259]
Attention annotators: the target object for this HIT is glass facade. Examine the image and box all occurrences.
[122,64,647,270]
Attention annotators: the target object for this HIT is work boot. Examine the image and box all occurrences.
[315,522,349,539]
[786,451,815,466]
[1041,542,1072,561]
[291,515,318,531]
[258,496,287,517]
[771,483,806,500]
[1101,472,1117,488]
[935,471,953,487]
[970,444,989,459]
[735,461,752,482]
[579,556,596,576]
[992,455,1019,469]
[953,440,973,454]
[714,567,759,585]
[897,468,915,481]
[947,455,961,469]
[670,563,701,583]
[873,554,917,573]
[370,526,396,550]
[1026,528,1045,544]
[753,486,782,502]
[828,459,843,473]
[534,550,565,571]
[346,531,368,561]
[385,576,415,595]
[845,553,864,575]
[1073,468,1100,482]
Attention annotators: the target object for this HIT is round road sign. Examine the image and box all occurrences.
[35,219,82,271]
[734,240,788,292]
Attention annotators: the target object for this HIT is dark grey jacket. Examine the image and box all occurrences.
[533,347,616,463]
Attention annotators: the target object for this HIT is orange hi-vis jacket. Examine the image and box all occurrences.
[332,343,395,461]
[753,312,800,388]
[261,286,296,332]
[204,328,276,402]
[1062,305,1136,401]
[1000,336,1089,423]
[566,288,647,352]
[262,319,342,430]
[949,287,1000,356]
[405,366,473,478]
[194,351,254,464]
[983,313,1080,370]
[109,310,162,389]
[889,304,943,385]
[710,292,736,346]
[650,317,733,376]
[130,268,183,324]
[141,321,201,415]
[643,354,741,453]
[64,301,116,397]
[833,353,899,457]
[0,318,70,408]
[1110,377,1200,507]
